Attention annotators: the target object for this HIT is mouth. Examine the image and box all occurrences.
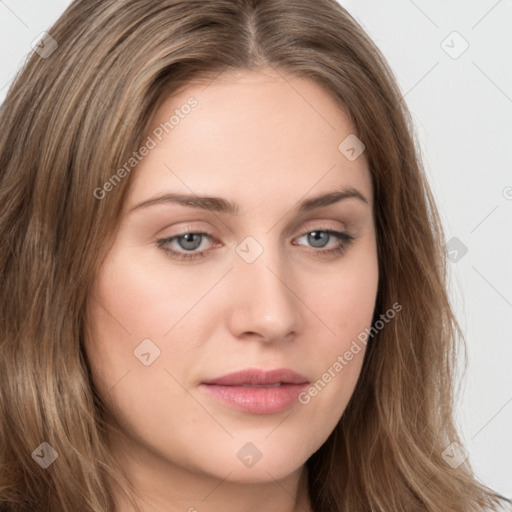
[200,368,309,415]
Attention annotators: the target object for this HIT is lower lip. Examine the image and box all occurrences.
[200,383,308,414]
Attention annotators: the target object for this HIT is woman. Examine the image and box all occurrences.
[0,1,510,511]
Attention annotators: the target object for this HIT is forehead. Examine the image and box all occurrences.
[126,67,372,214]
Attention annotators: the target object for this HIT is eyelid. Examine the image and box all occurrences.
[161,218,347,238]
[297,220,346,235]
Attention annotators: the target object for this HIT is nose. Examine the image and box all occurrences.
[225,241,304,344]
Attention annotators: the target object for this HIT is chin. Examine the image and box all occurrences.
[180,438,311,484]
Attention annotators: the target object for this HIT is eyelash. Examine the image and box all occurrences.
[156,228,355,261]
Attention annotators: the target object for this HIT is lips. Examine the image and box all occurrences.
[200,368,309,414]
[202,368,309,386]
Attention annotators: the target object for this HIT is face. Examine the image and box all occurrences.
[85,68,378,491]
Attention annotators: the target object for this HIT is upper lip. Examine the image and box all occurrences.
[202,368,309,386]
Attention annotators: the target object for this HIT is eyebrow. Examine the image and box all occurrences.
[128,186,369,215]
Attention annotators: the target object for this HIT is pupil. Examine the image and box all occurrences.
[309,231,328,248]
[179,233,201,250]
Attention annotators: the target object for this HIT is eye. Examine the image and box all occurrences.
[156,228,354,261]
[293,229,354,257]
[156,231,214,261]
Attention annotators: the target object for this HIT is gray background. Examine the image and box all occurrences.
[1,0,510,497]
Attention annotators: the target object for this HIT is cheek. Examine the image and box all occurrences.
[85,242,228,362]
[83,253,215,464]
[296,239,378,426]
[83,245,227,413]
[316,233,379,343]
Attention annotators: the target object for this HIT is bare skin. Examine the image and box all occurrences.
[85,67,379,512]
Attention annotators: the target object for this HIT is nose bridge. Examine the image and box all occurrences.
[228,234,303,341]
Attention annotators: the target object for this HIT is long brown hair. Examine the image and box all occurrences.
[0,1,509,511]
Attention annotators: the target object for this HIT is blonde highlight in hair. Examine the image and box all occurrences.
[0,1,509,511]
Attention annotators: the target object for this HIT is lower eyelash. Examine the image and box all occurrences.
[319,231,354,256]
[303,230,354,257]
[156,232,211,261]
[157,230,354,261]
